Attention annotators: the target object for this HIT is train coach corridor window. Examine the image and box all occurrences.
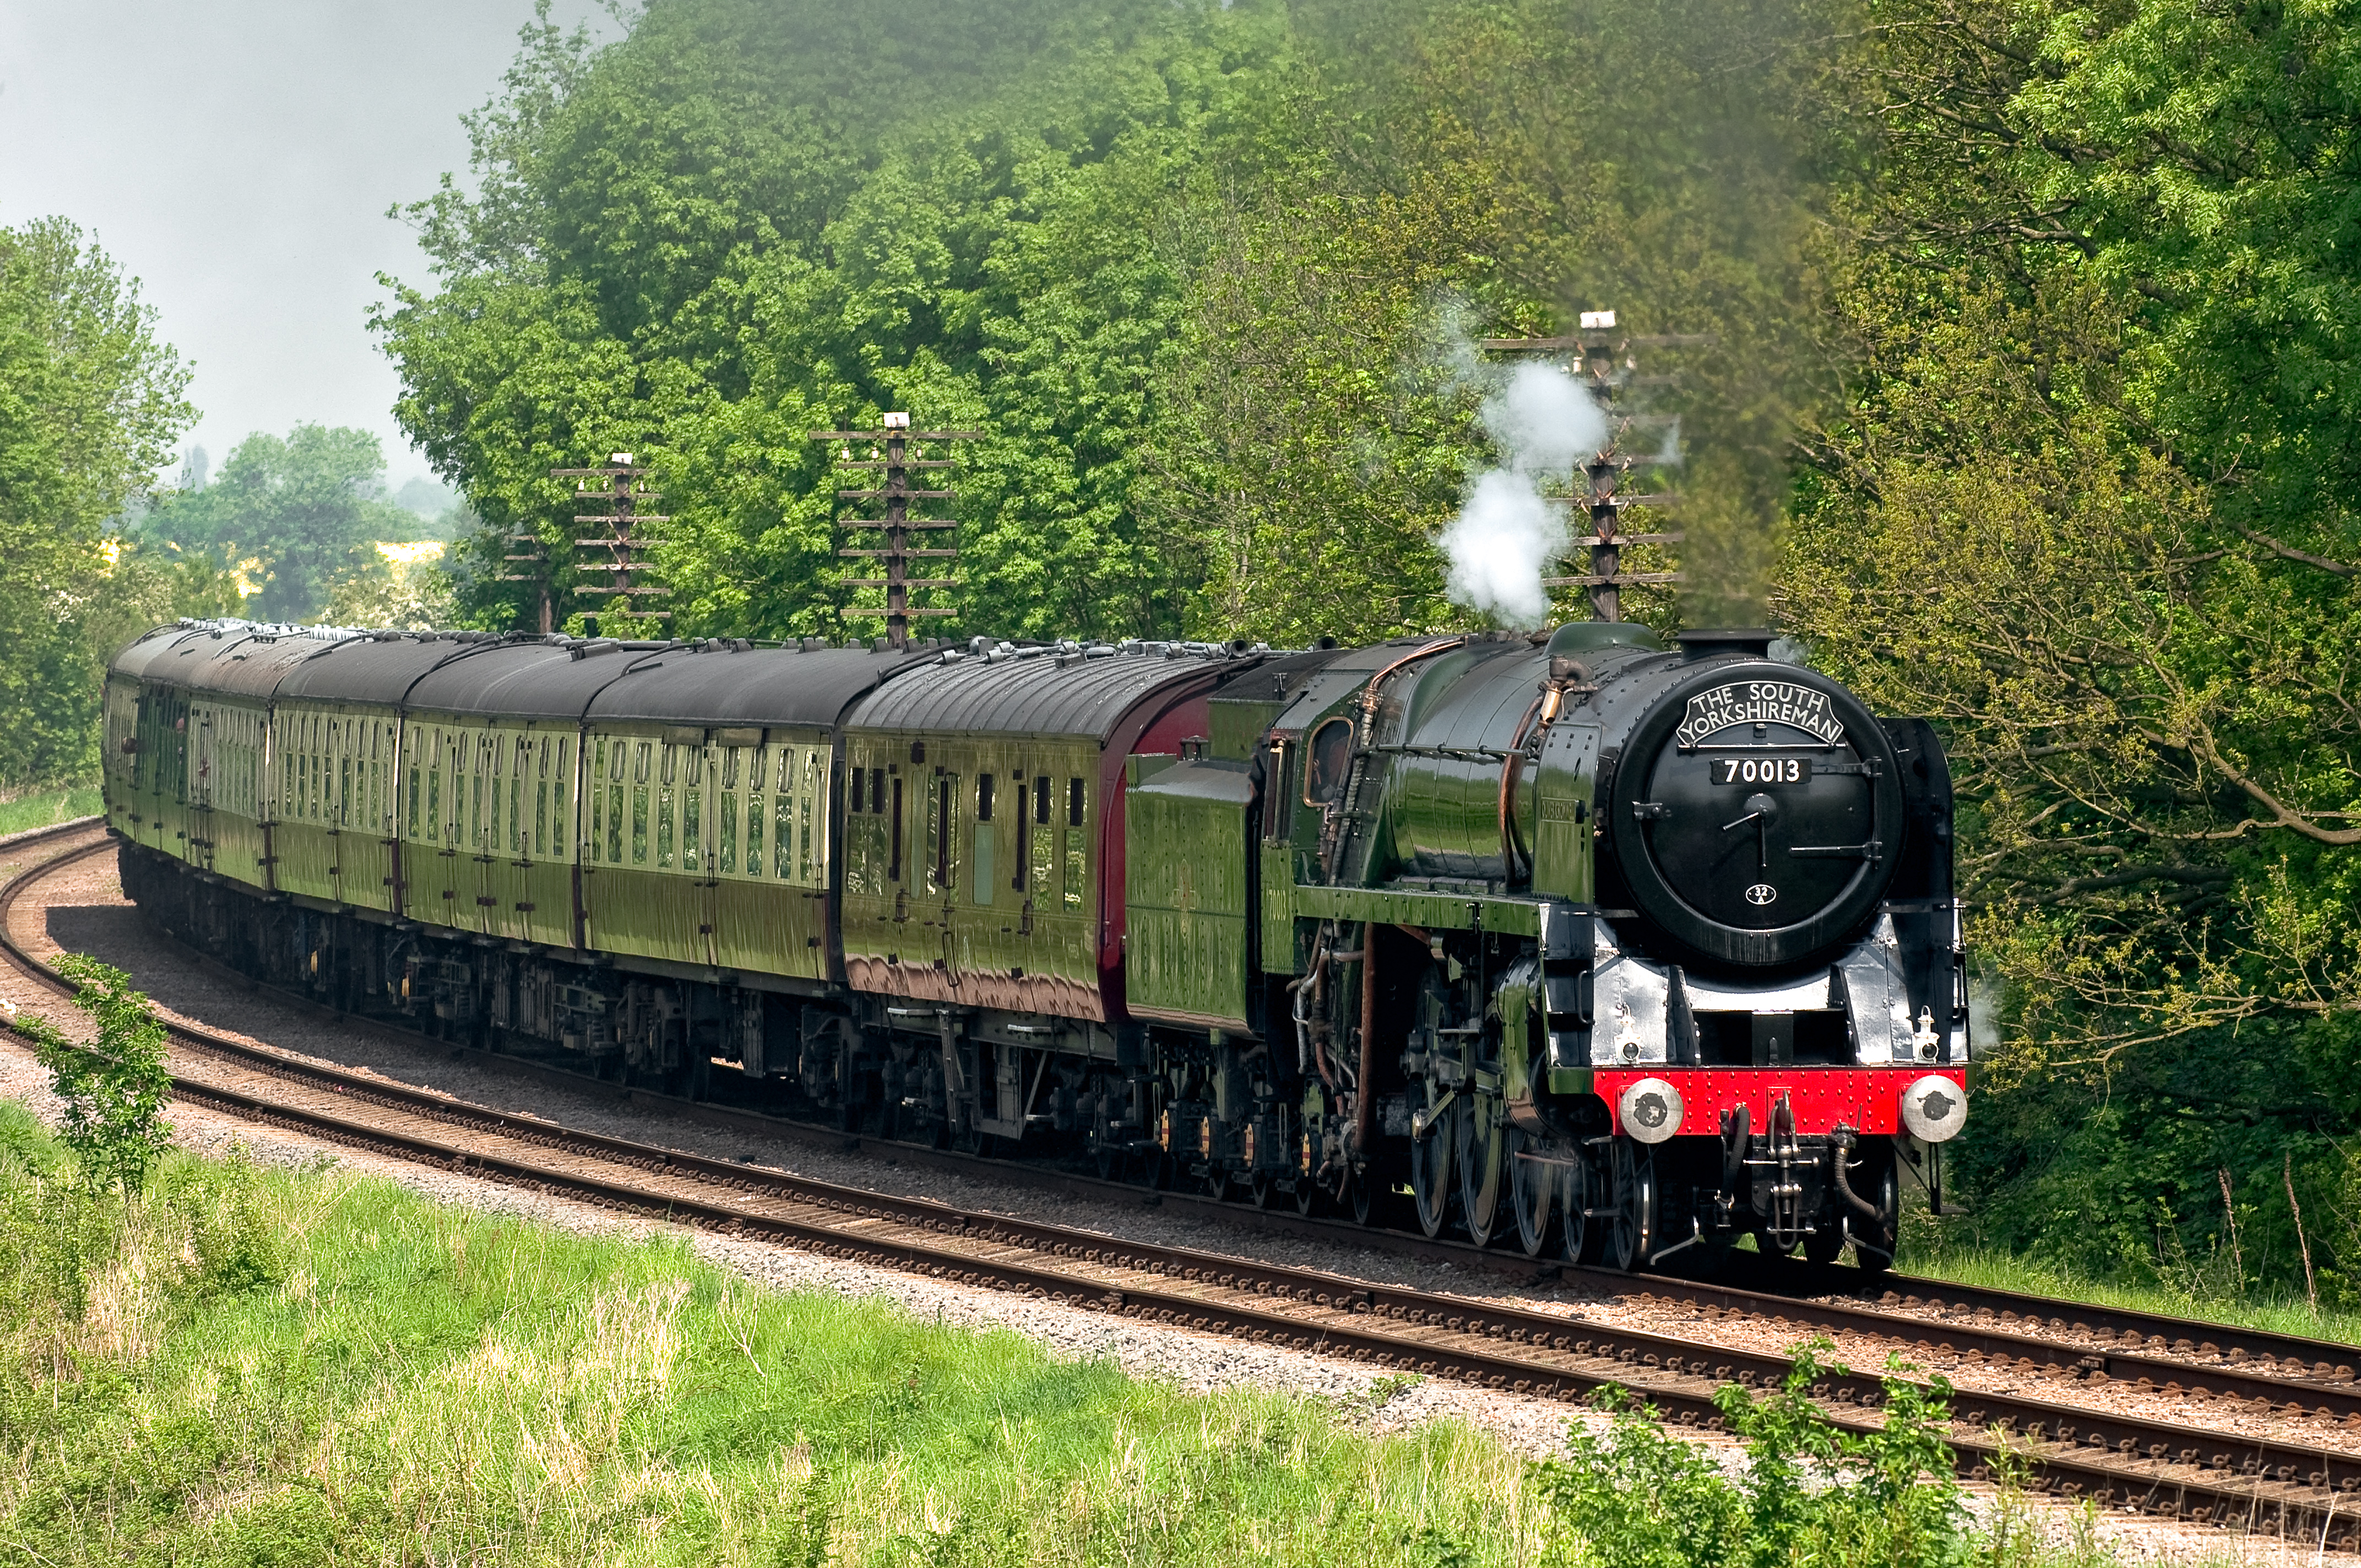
[974,774,996,904]
[784,769,802,888]
[1029,777,1054,901]
[743,757,763,877]
[802,750,821,882]
[1012,773,1028,892]
[889,774,904,883]
[1065,778,1087,911]
[927,773,956,894]
[553,739,571,859]
[657,744,677,870]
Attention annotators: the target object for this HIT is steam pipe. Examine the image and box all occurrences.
[1353,919,1378,1160]
[1496,690,1545,883]
[1830,1129,1882,1221]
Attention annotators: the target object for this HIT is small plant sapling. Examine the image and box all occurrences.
[13,953,173,1196]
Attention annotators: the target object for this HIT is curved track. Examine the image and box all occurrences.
[8,821,2361,1544]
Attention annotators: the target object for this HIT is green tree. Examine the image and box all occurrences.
[0,218,194,791]
[143,425,420,623]
[12,954,175,1197]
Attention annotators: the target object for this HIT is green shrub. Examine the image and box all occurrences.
[1533,1345,1964,1568]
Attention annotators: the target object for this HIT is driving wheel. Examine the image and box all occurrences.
[1409,1101,1453,1239]
[1456,1094,1506,1246]
[1605,1137,1658,1273]
[1508,1129,1555,1257]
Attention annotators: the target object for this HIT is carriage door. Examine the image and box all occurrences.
[694,740,720,967]
[193,709,218,872]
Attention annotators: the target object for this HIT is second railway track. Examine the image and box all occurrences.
[9,821,2361,1546]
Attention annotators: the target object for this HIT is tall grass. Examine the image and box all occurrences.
[0,785,102,837]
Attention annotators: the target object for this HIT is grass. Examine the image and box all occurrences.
[0,1124,1542,1566]
[1896,1240,2361,1350]
[0,784,102,837]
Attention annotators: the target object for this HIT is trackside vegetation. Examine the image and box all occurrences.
[0,1096,2144,1567]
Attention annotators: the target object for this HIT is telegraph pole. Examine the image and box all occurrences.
[551,454,671,632]
[1482,311,1698,622]
[809,414,978,650]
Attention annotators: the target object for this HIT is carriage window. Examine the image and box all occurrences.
[1068,778,1085,827]
[775,789,793,881]
[1034,776,1050,825]
[660,744,677,786]
[723,747,739,789]
[720,783,738,873]
[889,775,904,882]
[976,773,994,822]
[553,740,571,859]
[849,766,865,812]
[870,767,886,816]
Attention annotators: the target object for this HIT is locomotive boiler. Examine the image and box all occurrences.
[103,614,1965,1272]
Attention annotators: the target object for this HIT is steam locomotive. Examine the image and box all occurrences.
[104,616,1966,1271]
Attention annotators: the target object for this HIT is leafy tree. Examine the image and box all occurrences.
[0,218,194,791]
[142,425,421,623]
[12,954,175,1197]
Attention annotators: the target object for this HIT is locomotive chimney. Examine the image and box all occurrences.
[1675,628,1777,661]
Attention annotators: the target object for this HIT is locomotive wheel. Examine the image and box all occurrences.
[1456,1096,1506,1247]
[1409,1114,1453,1239]
[1508,1130,1554,1257]
[1203,1164,1235,1201]
[1347,1168,1376,1226]
[1295,1171,1324,1216]
[1251,1173,1276,1209]
[1561,1150,1599,1265]
[1605,1138,1658,1273]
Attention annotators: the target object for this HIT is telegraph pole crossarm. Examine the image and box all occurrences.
[808,415,980,651]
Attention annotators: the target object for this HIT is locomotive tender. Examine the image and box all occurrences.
[104,616,1966,1271]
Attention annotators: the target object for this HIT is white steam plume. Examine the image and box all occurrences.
[1437,341,1609,627]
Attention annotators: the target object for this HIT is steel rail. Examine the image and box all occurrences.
[11,828,2361,1543]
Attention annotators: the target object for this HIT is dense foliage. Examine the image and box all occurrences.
[138,425,426,622]
[0,219,216,793]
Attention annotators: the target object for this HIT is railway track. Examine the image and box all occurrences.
[9,820,2361,1545]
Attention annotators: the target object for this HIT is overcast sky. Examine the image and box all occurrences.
[0,1,615,492]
